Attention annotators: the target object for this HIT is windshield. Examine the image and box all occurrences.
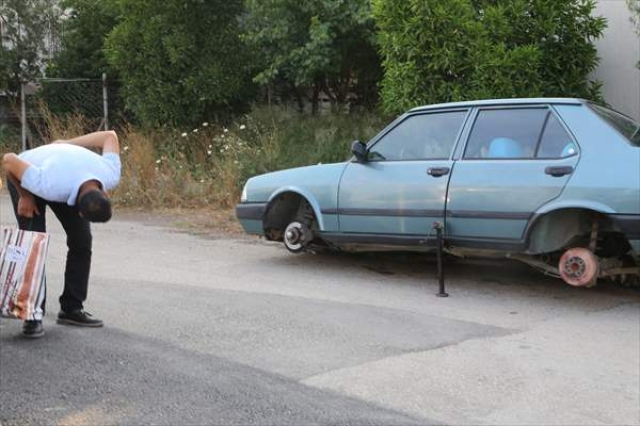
[589,103,640,147]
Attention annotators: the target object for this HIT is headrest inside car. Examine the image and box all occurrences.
[488,137,524,158]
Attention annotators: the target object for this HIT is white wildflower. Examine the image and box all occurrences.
[193,129,198,133]
[207,150,212,155]
[239,124,246,130]
[123,146,129,151]
[223,128,229,133]
[156,159,161,164]
[181,132,188,137]
[202,122,209,127]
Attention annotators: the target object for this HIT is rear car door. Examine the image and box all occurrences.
[337,109,468,237]
[446,106,579,248]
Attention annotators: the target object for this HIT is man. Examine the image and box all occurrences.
[2,130,121,338]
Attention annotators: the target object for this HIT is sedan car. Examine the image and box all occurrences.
[236,98,640,287]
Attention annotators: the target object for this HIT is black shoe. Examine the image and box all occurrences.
[23,320,44,338]
[57,310,104,327]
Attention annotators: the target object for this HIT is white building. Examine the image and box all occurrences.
[592,0,640,120]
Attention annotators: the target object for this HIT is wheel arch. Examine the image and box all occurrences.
[524,201,627,255]
[262,187,324,240]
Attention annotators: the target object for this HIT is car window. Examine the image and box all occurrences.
[368,111,466,161]
[463,108,548,159]
[589,103,640,147]
[536,113,577,158]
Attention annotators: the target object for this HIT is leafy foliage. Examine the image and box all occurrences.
[242,0,382,112]
[0,0,62,96]
[629,0,640,32]
[373,0,607,113]
[110,108,389,208]
[39,0,122,124]
[46,0,119,79]
[628,0,640,68]
[105,0,254,127]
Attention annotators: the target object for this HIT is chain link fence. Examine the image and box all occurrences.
[2,75,120,151]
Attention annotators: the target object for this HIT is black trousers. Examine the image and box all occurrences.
[8,181,92,314]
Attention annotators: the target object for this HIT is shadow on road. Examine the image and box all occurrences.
[266,247,638,297]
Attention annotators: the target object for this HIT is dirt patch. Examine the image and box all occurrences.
[115,206,245,236]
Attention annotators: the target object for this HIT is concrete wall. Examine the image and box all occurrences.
[592,0,640,120]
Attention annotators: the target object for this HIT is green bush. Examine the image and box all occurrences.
[105,0,254,128]
[242,107,390,172]
[113,108,390,208]
[628,0,640,68]
[0,124,20,154]
[373,0,607,113]
[242,0,382,112]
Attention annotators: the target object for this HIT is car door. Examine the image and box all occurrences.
[446,106,580,247]
[337,109,468,237]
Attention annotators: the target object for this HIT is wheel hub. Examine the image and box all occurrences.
[285,227,302,245]
[563,256,586,278]
[558,248,599,287]
[283,221,311,253]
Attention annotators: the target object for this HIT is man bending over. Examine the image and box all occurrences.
[2,131,121,338]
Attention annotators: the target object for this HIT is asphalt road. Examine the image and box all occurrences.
[1,192,639,426]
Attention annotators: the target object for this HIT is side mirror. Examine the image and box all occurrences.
[351,140,368,163]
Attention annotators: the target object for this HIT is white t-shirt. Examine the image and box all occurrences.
[19,144,121,205]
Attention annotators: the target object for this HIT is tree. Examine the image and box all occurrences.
[628,0,640,68]
[242,0,382,113]
[629,0,640,31]
[0,0,62,96]
[39,0,121,124]
[373,0,606,113]
[46,0,119,79]
[105,0,253,127]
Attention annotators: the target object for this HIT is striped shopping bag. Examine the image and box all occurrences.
[0,228,49,321]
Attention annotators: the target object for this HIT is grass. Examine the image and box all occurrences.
[0,123,21,154]
[114,107,389,209]
[1,106,390,210]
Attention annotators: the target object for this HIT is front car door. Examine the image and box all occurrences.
[336,109,469,243]
[446,105,580,249]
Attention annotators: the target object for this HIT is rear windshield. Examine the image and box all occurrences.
[589,103,640,147]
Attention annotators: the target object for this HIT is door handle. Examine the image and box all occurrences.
[545,166,573,177]
[427,167,450,177]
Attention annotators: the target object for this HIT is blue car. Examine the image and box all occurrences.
[236,98,640,287]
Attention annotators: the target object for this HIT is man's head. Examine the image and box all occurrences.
[78,184,112,223]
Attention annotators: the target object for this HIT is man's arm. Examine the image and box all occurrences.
[2,153,40,217]
[2,153,31,193]
[54,130,120,155]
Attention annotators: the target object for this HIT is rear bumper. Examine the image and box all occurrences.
[611,214,640,240]
[612,214,640,253]
[235,203,267,235]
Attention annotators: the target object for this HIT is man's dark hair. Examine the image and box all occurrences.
[78,189,112,222]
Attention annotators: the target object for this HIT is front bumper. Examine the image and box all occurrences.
[235,203,267,235]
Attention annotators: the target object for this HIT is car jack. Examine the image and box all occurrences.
[432,222,448,297]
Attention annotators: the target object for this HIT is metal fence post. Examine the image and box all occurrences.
[20,83,27,151]
[102,73,109,130]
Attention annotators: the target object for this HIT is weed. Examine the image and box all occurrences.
[4,106,390,209]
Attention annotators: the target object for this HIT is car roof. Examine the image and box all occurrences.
[409,98,585,112]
